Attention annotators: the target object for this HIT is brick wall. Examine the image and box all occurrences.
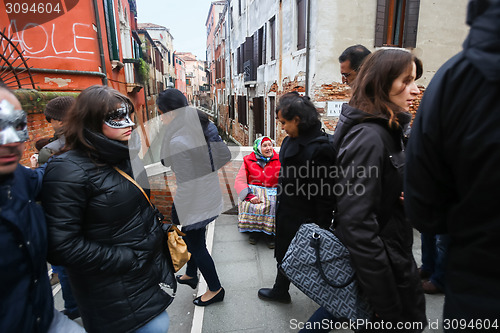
[14,89,79,167]
[146,147,254,221]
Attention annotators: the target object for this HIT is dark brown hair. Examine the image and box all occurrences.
[276,91,320,134]
[63,85,134,152]
[349,49,422,128]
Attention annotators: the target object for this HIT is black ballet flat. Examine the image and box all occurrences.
[176,275,199,289]
[193,287,225,306]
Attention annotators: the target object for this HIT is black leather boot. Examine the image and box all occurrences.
[257,287,291,303]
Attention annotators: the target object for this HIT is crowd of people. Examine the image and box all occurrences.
[1,1,499,332]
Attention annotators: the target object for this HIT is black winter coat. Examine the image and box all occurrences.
[332,104,426,329]
[275,123,336,262]
[405,1,500,322]
[42,131,175,333]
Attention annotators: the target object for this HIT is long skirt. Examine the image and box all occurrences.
[237,185,276,235]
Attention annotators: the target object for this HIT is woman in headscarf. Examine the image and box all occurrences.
[234,136,281,248]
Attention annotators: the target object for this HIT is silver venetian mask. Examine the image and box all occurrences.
[0,99,29,144]
[104,103,135,129]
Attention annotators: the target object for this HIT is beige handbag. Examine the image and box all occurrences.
[166,225,191,272]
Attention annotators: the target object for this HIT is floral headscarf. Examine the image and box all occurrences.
[253,136,273,162]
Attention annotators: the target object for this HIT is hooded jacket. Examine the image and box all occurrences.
[42,131,175,333]
[333,104,426,328]
[405,0,500,322]
[1,165,53,333]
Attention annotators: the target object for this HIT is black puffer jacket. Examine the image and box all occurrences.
[275,123,336,262]
[332,104,426,329]
[42,131,175,333]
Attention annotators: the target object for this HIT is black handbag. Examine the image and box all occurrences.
[280,223,372,322]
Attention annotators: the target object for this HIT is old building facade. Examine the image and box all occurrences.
[1,0,147,163]
[210,0,469,145]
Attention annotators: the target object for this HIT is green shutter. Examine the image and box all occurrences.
[103,0,120,60]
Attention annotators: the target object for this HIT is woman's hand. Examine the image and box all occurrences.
[30,154,39,168]
[250,197,262,204]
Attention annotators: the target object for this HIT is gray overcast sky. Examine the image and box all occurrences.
[136,0,213,61]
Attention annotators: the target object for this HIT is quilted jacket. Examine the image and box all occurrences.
[42,131,175,333]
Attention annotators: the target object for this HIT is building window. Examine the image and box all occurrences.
[237,95,247,126]
[269,17,276,61]
[375,0,420,48]
[269,96,275,139]
[103,0,120,60]
[258,26,265,66]
[297,0,306,50]
[243,36,255,81]
[229,95,235,119]
[253,97,264,137]
[237,47,241,73]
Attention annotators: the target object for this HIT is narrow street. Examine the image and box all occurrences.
[53,213,445,332]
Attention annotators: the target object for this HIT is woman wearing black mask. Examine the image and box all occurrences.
[43,85,175,333]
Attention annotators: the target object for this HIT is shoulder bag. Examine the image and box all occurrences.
[280,223,373,322]
[114,167,191,273]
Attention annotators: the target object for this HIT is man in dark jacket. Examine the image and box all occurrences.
[405,0,500,327]
[0,86,83,332]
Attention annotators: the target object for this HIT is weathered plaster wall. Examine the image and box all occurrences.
[415,0,468,85]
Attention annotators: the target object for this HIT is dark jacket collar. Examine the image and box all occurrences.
[332,104,410,150]
[282,122,323,160]
[84,129,131,165]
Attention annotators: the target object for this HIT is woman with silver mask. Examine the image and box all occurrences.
[42,85,175,333]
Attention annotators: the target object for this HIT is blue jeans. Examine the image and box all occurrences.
[134,310,169,333]
[52,265,79,313]
[420,233,450,290]
[182,226,222,292]
[47,308,85,333]
[299,307,340,333]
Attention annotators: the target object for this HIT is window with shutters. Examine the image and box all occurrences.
[253,97,265,137]
[258,26,265,66]
[237,95,247,126]
[269,16,276,61]
[244,36,255,81]
[269,96,276,139]
[297,0,306,50]
[375,0,420,48]
[229,95,235,119]
[103,0,120,60]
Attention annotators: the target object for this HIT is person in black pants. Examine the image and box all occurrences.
[157,88,229,307]
[258,92,336,303]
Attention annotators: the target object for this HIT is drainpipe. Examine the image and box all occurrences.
[305,0,311,96]
[92,0,108,85]
[226,1,232,127]
[278,0,283,91]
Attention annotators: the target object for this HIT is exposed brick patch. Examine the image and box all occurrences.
[313,82,351,102]
[147,160,244,220]
[14,90,79,167]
